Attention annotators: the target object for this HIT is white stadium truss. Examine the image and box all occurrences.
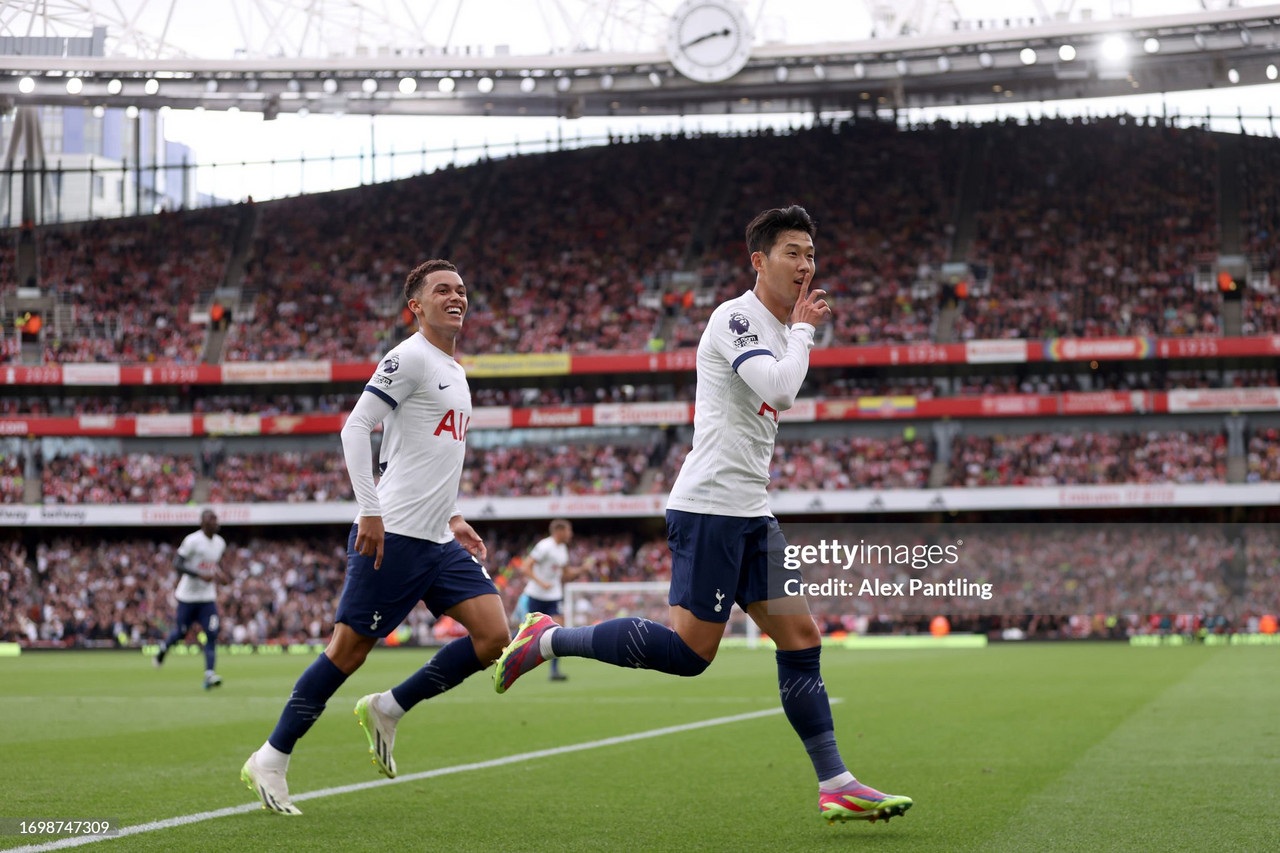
[0,0,679,59]
[0,1,1275,115]
[0,0,1262,59]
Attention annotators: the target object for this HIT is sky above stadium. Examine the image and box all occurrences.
[143,0,1280,201]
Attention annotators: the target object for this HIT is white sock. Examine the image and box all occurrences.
[819,771,856,792]
[258,741,290,773]
[205,669,216,677]
[539,626,560,659]
[375,690,406,721]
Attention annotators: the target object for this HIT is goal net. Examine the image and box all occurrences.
[562,581,761,647]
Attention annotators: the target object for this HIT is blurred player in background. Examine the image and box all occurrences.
[513,518,577,681]
[241,260,509,816]
[153,508,226,690]
[495,206,913,826]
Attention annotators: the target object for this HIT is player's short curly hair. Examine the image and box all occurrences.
[745,205,817,256]
[404,259,459,303]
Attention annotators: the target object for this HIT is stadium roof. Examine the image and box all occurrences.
[0,1,1277,117]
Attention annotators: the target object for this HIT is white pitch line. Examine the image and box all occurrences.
[9,706,787,853]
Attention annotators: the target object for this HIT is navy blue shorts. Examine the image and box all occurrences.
[666,509,799,623]
[335,525,499,638]
[523,594,562,618]
[175,601,219,635]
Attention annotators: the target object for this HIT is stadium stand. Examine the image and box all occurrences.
[41,452,198,504]
[3,530,669,647]
[6,119,1277,362]
[958,119,1220,339]
[947,430,1228,486]
[36,209,236,363]
[15,520,1279,646]
[208,451,354,503]
[4,118,1280,649]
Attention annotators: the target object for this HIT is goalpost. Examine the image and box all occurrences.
[562,581,761,648]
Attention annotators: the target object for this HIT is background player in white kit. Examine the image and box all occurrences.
[514,519,577,681]
[154,508,226,690]
[494,206,913,827]
[240,259,509,815]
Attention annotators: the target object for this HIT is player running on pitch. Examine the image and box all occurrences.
[494,206,913,826]
[154,509,226,690]
[240,260,509,815]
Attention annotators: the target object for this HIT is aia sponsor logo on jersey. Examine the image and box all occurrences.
[433,409,471,441]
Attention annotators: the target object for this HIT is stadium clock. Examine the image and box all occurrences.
[665,0,754,84]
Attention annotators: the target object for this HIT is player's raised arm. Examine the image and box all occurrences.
[734,324,817,412]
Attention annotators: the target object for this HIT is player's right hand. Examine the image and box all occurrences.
[790,278,833,327]
[356,515,386,570]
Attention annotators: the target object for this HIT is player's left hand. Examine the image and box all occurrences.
[450,517,487,561]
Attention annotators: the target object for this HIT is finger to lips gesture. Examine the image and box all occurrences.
[791,278,833,327]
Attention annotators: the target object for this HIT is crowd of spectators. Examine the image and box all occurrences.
[2,528,671,648]
[958,118,1221,340]
[223,135,706,359]
[223,168,480,361]
[770,436,934,490]
[5,517,1277,647]
[650,434,937,495]
[12,118,1280,366]
[1,453,24,502]
[30,209,235,363]
[41,453,197,503]
[471,381,697,407]
[1247,428,1280,482]
[667,121,963,347]
[5,364,1277,425]
[459,442,657,496]
[1238,132,1280,335]
[208,452,354,503]
[2,364,1277,424]
[791,523,1275,626]
[4,536,348,648]
[0,391,359,417]
[948,430,1228,486]
[5,424,1270,507]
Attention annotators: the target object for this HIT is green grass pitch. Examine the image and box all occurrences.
[2,644,1277,852]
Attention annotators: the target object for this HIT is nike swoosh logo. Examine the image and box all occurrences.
[438,383,451,390]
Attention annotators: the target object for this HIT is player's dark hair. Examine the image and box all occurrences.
[404,259,459,303]
[745,205,817,256]
[550,518,571,532]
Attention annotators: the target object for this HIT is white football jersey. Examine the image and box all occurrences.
[175,530,225,603]
[358,333,471,542]
[525,536,569,601]
[667,290,810,517]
